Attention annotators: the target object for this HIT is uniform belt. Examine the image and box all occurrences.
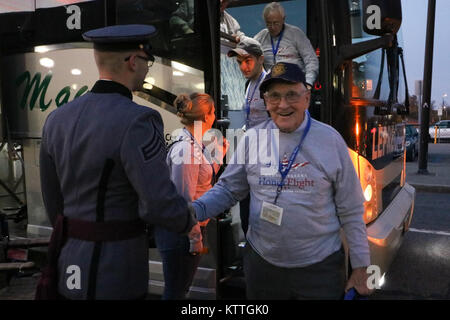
[66,218,146,242]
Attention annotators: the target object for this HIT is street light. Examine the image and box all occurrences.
[443,94,448,119]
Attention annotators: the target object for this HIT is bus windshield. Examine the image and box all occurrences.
[349,0,406,104]
[117,0,209,105]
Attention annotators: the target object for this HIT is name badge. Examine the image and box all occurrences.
[260,201,283,226]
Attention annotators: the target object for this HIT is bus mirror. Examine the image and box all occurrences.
[362,0,402,36]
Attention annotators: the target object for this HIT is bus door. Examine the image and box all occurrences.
[218,0,319,296]
[222,0,415,283]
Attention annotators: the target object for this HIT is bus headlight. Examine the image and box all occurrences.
[361,163,377,224]
[364,184,373,202]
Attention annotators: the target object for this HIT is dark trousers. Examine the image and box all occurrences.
[154,228,201,300]
[243,244,346,300]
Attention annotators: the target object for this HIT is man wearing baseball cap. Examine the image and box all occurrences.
[37,24,200,300]
[228,38,269,130]
[192,62,372,299]
[228,38,270,236]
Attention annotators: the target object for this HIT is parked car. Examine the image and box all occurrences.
[393,124,405,157]
[429,120,450,141]
[405,125,419,161]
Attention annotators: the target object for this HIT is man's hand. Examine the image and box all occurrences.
[221,137,230,159]
[188,223,203,255]
[345,267,374,296]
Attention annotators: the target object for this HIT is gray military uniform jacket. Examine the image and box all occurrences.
[40,80,196,299]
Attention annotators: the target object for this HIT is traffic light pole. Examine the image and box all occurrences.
[418,0,436,174]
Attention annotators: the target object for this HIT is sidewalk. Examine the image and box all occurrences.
[405,143,450,192]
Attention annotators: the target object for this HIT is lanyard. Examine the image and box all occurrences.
[245,70,266,127]
[270,25,285,65]
[184,128,217,186]
[273,111,311,205]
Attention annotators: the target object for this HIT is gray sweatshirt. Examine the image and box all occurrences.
[193,113,370,269]
[254,23,319,86]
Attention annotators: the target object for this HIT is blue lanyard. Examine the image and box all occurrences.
[274,111,311,204]
[245,70,266,127]
[184,128,217,186]
[270,26,285,65]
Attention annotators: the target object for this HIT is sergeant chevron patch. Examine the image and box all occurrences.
[141,133,164,162]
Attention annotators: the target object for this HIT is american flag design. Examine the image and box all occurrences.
[281,153,309,171]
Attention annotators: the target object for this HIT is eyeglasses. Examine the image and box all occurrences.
[265,21,282,27]
[124,54,155,68]
[263,90,308,104]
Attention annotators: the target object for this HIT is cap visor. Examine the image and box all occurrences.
[260,78,298,94]
[227,48,249,57]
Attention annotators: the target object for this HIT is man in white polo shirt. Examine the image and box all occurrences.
[254,2,319,89]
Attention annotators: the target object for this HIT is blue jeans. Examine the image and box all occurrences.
[154,227,201,300]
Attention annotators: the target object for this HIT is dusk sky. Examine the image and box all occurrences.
[401,0,450,109]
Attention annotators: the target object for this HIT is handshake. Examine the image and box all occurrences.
[188,222,207,256]
[187,204,208,256]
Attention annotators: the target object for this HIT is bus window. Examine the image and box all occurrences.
[116,0,206,112]
[351,49,390,101]
[168,0,195,37]
[0,0,105,53]
[349,0,406,104]
[138,57,205,102]
[349,0,387,100]
[116,0,210,75]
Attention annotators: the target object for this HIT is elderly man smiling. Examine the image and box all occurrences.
[192,62,372,300]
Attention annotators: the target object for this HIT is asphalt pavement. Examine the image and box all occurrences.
[371,142,450,300]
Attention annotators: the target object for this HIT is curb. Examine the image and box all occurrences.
[409,183,450,193]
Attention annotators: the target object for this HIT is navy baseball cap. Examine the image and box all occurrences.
[227,38,263,57]
[83,24,157,59]
[259,62,307,95]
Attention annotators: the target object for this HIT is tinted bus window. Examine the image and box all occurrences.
[116,0,207,72]
[116,0,208,106]
[0,0,105,53]
[349,0,406,104]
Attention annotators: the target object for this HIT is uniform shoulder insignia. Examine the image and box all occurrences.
[140,120,165,162]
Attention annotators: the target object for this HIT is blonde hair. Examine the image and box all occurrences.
[94,50,133,75]
[174,93,214,126]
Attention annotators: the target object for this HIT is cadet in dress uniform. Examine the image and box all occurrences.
[38,24,200,300]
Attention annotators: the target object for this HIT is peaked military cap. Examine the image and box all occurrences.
[83,24,157,59]
[259,62,307,96]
